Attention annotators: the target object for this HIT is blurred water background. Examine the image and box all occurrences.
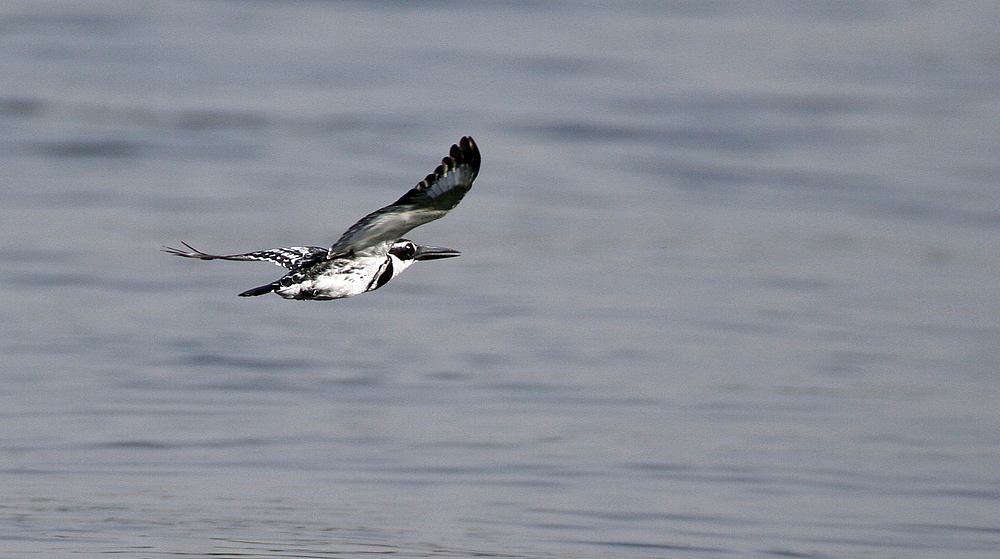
[2,1,999,557]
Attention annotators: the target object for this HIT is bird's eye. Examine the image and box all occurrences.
[391,242,416,259]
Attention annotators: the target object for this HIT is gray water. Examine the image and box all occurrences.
[2,1,999,557]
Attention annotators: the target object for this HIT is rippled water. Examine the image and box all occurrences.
[2,1,999,557]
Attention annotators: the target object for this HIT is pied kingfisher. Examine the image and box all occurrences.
[164,136,480,300]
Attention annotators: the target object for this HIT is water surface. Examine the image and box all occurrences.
[2,1,999,557]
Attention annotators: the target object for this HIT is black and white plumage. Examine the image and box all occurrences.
[164,136,480,300]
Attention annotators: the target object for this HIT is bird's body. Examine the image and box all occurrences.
[165,137,479,300]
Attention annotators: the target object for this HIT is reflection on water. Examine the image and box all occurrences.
[2,1,999,558]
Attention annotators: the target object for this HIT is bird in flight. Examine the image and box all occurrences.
[164,136,480,300]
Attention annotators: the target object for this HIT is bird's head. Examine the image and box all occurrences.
[368,240,460,293]
[384,239,460,279]
[388,239,460,263]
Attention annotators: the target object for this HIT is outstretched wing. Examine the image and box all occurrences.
[329,136,480,256]
[163,242,328,270]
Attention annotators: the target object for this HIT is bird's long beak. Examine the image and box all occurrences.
[413,245,461,261]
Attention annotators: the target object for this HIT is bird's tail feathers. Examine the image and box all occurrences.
[238,283,278,297]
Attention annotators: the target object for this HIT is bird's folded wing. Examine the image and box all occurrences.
[328,136,480,257]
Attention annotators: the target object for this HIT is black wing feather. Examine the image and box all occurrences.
[328,136,480,256]
[163,242,328,270]
[389,136,481,211]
